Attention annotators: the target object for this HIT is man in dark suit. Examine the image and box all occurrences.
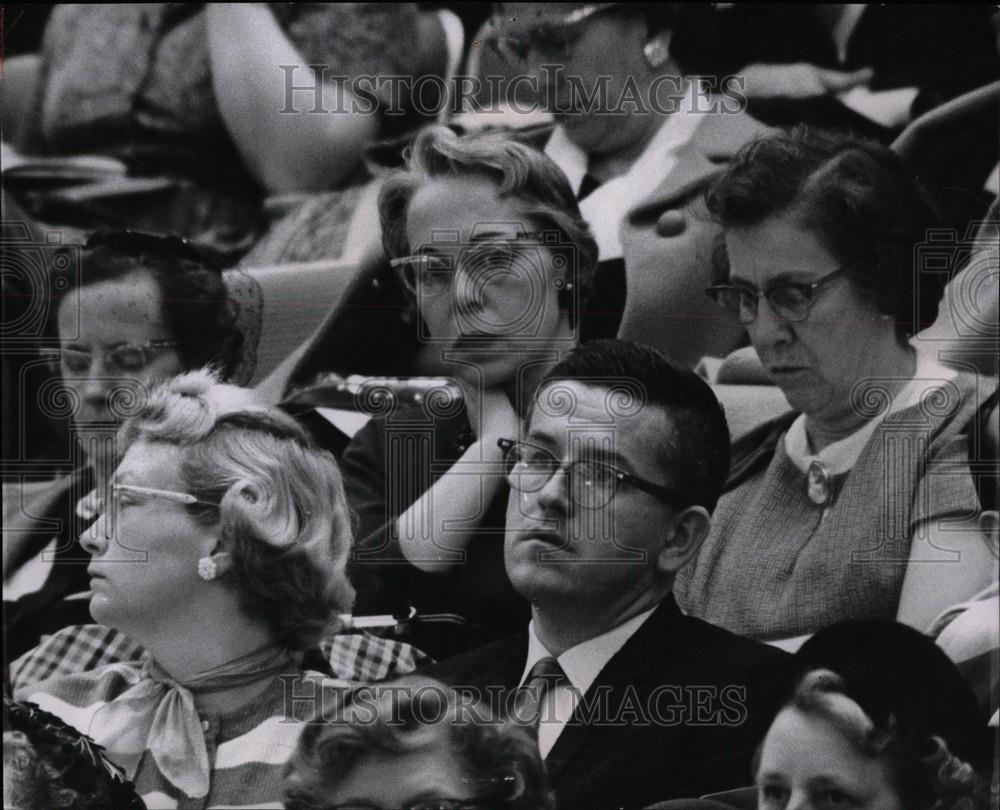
[423,340,789,809]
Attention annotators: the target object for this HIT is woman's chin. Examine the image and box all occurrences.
[88,593,116,627]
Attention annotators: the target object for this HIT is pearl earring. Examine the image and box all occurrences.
[197,557,219,581]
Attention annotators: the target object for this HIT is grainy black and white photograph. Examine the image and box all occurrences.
[1,3,998,809]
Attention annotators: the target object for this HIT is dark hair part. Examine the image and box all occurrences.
[284,678,554,810]
[705,126,945,341]
[533,339,730,512]
[378,125,599,328]
[50,233,243,378]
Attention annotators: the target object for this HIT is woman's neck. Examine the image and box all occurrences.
[136,595,278,709]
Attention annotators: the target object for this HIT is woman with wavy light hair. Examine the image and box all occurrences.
[13,369,356,810]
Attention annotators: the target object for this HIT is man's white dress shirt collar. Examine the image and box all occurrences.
[544,81,706,261]
[519,605,657,758]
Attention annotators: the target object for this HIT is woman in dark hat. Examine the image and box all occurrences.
[755,619,992,809]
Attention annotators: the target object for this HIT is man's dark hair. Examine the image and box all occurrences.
[532,339,730,512]
[705,126,945,341]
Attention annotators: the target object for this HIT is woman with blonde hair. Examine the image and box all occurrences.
[14,369,356,809]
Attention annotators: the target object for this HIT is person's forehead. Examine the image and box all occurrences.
[116,441,184,487]
[406,176,534,238]
[58,270,166,335]
[760,708,887,794]
[528,380,673,465]
[725,216,838,287]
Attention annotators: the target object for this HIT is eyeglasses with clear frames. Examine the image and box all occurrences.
[43,341,182,376]
[390,232,549,297]
[95,483,219,515]
[498,438,687,510]
[705,267,848,325]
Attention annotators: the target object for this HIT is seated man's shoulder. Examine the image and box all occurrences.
[680,613,791,677]
[418,633,526,687]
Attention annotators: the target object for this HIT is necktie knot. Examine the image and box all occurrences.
[512,657,566,731]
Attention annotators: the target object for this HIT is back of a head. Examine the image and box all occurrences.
[535,339,731,512]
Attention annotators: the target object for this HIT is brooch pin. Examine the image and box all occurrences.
[806,461,832,506]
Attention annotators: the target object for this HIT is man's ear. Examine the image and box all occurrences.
[656,506,711,574]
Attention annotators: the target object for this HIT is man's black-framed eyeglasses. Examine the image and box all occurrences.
[705,267,848,325]
[85,229,220,268]
[487,2,620,66]
[498,437,686,510]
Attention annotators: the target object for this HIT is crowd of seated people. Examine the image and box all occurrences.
[3,3,998,810]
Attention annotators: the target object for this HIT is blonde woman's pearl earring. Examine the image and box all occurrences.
[198,557,219,581]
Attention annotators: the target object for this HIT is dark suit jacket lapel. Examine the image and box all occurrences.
[544,598,688,783]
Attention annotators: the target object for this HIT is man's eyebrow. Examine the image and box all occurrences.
[575,443,631,471]
[524,430,557,449]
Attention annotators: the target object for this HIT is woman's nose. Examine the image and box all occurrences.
[79,359,112,405]
[79,493,113,556]
[748,295,794,349]
[79,517,110,557]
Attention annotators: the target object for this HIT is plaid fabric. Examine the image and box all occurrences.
[11,624,432,694]
[320,631,433,682]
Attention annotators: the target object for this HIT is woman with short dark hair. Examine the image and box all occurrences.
[756,620,991,810]
[4,231,247,660]
[676,127,997,645]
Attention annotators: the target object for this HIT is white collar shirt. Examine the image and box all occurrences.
[543,81,706,261]
[519,606,657,758]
